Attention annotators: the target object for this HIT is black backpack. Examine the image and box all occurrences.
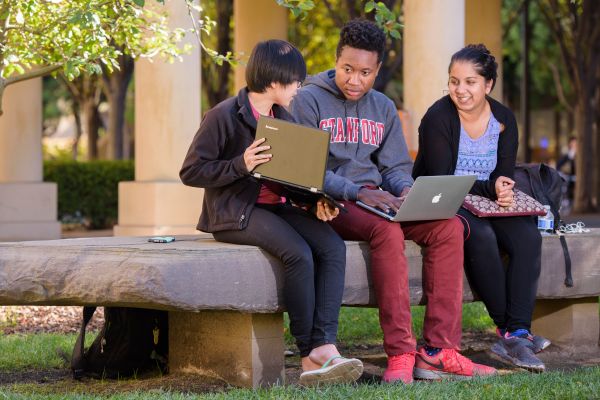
[513,163,572,287]
[71,307,168,379]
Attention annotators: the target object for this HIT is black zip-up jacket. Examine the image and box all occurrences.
[412,95,518,200]
[180,88,312,232]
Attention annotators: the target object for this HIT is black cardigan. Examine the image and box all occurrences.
[412,95,518,200]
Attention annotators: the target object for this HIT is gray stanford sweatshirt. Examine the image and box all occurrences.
[289,69,414,201]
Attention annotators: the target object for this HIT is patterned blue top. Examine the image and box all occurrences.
[454,113,501,180]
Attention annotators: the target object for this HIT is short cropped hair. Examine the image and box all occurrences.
[245,39,306,93]
[336,19,386,63]
[449,44,498,90]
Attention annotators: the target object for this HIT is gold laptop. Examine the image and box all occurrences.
[253,116,343,209]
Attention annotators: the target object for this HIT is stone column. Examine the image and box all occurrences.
[233,0,288,91]
[532,298,600,349]
[403,0,465,154]
[466,0,503,100]
[114,0,202,236]
[403,0,502,154]
[0,79,60,241]
[169,311,285,388]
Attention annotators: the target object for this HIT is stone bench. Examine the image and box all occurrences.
[1,232,599,387]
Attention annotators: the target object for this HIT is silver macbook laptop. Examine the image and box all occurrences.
[356,175,476,222]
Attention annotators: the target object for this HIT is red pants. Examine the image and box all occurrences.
[329,202,464,355]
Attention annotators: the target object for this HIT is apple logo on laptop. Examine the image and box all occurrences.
[431,193,442,204]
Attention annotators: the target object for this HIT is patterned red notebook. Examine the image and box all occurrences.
[462,190,547,217]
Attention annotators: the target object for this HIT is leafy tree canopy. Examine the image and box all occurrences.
[0,0,196,115]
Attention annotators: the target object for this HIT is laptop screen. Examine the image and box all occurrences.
[253,116,330,192]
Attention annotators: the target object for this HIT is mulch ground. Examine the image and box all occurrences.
[1,306,599,395]
[0,306,105,335]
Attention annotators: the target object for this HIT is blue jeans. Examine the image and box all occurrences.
[213,203,346,357]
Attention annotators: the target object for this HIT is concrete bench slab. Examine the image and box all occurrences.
[1,231,599,387]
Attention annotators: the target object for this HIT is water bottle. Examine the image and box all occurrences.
[537,205,554,235]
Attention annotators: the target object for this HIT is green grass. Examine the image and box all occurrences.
[0,303,596,399]
[284,302,494,346]
[0,332,77,370]
[1,367,599,399]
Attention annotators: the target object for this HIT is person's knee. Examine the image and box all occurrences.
[510,224,542,257]
[328,234,346,260]
[434,217,464,244]
[371,220,404,243]
[284,242,314,270]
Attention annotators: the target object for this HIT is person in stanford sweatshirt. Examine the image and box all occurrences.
[290,19,496,383]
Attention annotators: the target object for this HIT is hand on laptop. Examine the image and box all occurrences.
[358,188,403,214]
[315,198,340,221]
[244,138,272,172]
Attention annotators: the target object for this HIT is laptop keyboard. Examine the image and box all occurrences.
[382,208,397,218]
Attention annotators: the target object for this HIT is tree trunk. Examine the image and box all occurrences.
[71,101,82,160]
[83,96,101,160]
[103,54,134,160]
[202,0,233,108]
[573,97,597,213]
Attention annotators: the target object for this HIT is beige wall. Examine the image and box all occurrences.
[233,0,288,91]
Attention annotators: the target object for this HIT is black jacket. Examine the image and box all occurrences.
[180,88,300,232]
[412,95,518,200]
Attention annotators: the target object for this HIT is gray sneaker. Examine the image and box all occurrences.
[495,328,551,353]
[531,335,551,353]
[491,336,545,372]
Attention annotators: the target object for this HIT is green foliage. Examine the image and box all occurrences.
[502,0,571,109]
[43,160,134,229]
[0,1,182,82]
[276,0,316,18]
[287,2,339,75]
[286,0,403,97]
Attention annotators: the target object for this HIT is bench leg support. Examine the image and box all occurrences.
[169,310,285,388]
[532,297,599,348]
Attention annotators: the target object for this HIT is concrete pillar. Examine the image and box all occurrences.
[532,298,600,349]
[466,0,503,100]
[169,311,285,388]
[403,0,503,154]
[114,0,202,236]
[403,0,465,154]
[0,79,60,241]
[233,0,288,91]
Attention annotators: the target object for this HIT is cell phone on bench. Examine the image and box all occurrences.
[148,236,175,243]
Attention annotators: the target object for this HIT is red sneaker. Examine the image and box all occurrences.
[414,347,497,380]
[382,352,415,384]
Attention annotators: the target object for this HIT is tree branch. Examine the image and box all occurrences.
[322,0,345,28]
[4,64,62,87]
[0,64,62,116]
[547,60,574,113]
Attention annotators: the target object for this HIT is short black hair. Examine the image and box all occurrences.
[449,44,498,90]
[245,39,306,93]
[336,19,386,63]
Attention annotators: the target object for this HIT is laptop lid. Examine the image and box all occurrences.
[392,175,476,221]
[253,116,330,192]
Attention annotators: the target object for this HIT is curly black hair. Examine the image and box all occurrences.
[336,19,386,63]
[449,44,498,90]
